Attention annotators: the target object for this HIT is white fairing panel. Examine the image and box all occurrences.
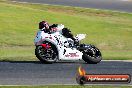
[60,48,83,60]
[34,30,49,45]
[34,30,42,45]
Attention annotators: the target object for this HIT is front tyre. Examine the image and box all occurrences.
[35,43,58,64]
[82,45,102,64]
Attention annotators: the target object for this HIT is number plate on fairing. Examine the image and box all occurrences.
[61,48,83,60]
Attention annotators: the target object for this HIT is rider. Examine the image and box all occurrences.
[39,21,50,33]
[39,21,79,45]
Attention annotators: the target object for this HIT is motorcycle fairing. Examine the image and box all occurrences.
[34,30,83,61]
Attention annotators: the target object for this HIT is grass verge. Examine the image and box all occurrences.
[0,0,132,60]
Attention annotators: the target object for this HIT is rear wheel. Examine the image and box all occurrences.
[82,45,102,64]
[35,42,58,64]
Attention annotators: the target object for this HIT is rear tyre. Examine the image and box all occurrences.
[82,45,102,64]
[35,42,58,64]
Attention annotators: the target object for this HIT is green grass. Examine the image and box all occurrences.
[0,86,131,88]
[0,0,132,61]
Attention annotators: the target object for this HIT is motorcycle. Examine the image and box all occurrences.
[34,24,102,64]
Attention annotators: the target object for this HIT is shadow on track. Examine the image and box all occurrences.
[0,61,42,64]
[0,60,87,64]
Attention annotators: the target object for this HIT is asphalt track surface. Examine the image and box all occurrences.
[12,0,132,12]
[0,61,132,85]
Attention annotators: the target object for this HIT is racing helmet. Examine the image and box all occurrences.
[39,21,49,29]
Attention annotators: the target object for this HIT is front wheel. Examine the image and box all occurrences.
[35,42,58,64]
[82,45,102,64]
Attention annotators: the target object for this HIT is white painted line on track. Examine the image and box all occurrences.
[121,0,132,1]
[102,60,132,62]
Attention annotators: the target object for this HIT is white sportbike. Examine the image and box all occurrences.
[34,24,102,64]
